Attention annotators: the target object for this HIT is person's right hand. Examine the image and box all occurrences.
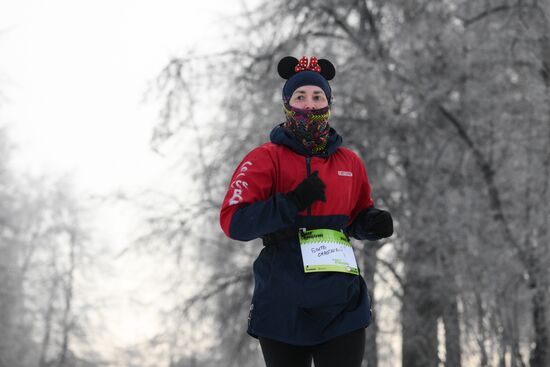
[286,171,326,211]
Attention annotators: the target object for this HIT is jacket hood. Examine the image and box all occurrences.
[269,123,343,157]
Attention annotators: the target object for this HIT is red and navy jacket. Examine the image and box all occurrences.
[220,124,382,345]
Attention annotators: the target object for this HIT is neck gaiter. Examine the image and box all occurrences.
[282,103,331,153]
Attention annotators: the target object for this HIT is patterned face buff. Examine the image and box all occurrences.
[283,102,331,153]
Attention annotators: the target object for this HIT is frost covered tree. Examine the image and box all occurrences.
[151,0,550,366]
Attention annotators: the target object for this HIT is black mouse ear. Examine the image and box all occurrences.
[318,59,336,80]
[278,56,299,79]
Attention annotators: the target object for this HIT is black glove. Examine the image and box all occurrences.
[286,171,326,211]
[361,207,393,238]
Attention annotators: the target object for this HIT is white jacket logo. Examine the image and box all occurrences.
[338,171,353,177]
[229,161,252,205]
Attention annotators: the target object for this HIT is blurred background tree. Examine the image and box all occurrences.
[0,130,103,367]
[149,0,550,366]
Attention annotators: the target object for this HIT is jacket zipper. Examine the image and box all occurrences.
[306,156,311,216]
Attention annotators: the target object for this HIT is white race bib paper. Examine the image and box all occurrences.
[299,228,359,275]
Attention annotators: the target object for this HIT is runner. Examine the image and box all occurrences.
[220,55,393,367]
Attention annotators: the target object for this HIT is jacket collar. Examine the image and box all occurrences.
[269,123,343,157]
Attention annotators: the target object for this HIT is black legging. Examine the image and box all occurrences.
[258,328,365,367]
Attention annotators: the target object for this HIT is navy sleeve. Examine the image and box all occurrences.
[228,193,300,241]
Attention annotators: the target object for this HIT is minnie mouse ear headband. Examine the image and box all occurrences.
[278,56,336,103]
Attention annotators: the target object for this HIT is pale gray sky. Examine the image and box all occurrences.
[1,0,235,189]
[0,0,243,363]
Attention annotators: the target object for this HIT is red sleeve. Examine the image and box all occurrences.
[348,153,374,226]
[219,146,276,238]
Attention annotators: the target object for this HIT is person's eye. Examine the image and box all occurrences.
[295,95,304,100]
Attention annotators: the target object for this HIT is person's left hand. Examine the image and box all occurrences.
[361,208,393,238]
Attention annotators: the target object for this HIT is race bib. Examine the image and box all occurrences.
[299,229,359,275]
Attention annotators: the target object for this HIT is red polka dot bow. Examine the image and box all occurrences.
[294,56,322,73]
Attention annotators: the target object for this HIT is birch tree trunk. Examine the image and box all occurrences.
[363,243,379,367]
[401,239,440,367]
